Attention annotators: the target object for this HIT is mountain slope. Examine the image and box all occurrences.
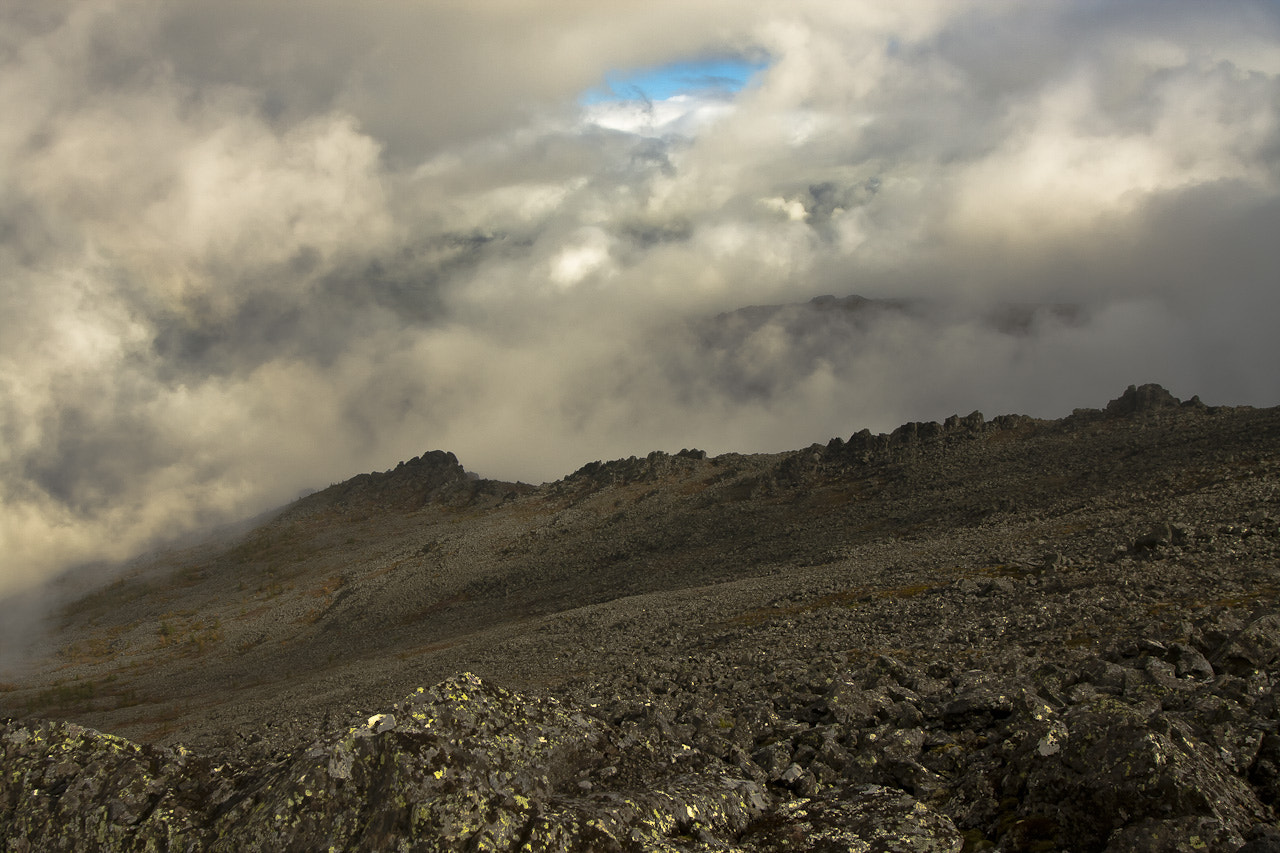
[4,384,1280,850]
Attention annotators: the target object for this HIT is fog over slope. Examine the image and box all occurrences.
[2,0,1280,596]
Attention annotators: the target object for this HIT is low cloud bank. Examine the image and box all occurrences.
[2,0,1279,600]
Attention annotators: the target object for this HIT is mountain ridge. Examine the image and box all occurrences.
[4,382,1280,850]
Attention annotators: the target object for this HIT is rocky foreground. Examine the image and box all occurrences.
[5,384,1280,851]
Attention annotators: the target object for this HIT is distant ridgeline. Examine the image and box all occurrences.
[289,450,532,515]
[832,383,1206,464]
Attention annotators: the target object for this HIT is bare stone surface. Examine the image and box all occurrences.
[4,384,1280,850]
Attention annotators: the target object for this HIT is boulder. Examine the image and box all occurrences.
[3,674,773,852]
[737,784,964,853]
[1001,707,1268,850]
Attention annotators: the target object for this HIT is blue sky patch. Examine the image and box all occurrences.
[582,55,769,105]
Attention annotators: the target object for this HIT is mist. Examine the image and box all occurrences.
[3,0,1280,602]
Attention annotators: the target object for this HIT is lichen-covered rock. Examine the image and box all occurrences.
[1216,614,1280,677]
[1101,816,1245,853]
[2,674,775,852]
[999,705,1268,851]
[737,784,963,852]
[0,720,220,852]
[207,672,770,851]
[1238,825,1280,853]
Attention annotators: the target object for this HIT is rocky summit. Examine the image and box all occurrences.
[4,383,1280,851]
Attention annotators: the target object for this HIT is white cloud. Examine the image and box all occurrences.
[549,227,614,288]
[2,0,1280,601]
[583,93,736,137]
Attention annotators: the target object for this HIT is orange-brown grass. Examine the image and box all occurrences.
[677,477,716,496]
[803,485,867,508]
[127,702,189,742]
[366,557,415,580]
[56,633,127,667]
[23,674,147,717]
[155,613,223,656]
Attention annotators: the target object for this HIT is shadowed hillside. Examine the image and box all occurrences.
[4,384,1280,851]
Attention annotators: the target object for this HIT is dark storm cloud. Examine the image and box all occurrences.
[2,0,1280,599]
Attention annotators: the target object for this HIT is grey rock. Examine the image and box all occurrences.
[0,721,215,852]
[6,385,1280,850]
[1103,816,1244,853]
[1238,825,1280,853]
[1134,522,1175,551]
[1217,614,1280,676]
[1172,643,1216,680]
[737,784,964,853]
[1104,383,1183,417]
[3,675,775,852]
[1005,708,1268,850]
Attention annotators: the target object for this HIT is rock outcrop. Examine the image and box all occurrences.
[294,449,520,514]
[1103,382,1194,417]
[9,622,1280,853]
[4,674,963,851]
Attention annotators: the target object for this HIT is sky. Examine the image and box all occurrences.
[2,0,1280,601]
[582,55,768,103]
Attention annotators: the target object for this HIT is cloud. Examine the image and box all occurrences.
[2,0,1280,602]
